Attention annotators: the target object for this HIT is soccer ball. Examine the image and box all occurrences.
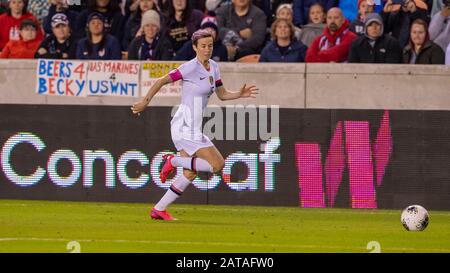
[401,205,429,231]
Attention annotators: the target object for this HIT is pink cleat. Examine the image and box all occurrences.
[150,208,176,221]
[160,154,175,183]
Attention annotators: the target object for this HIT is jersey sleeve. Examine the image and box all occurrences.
[213,62,223,89]
[168,61,195,82]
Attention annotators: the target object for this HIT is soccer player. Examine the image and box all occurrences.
[131,29,259,220]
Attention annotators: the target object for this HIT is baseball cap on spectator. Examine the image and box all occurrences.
[87,12,105,25]
[141,9,160,29]
[200,16,218,32]
[19,19,37,30]
[51,13,69,28]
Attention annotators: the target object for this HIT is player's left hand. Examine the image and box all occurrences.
[239,84,259,98]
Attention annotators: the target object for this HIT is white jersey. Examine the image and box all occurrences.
[168,58,223,155]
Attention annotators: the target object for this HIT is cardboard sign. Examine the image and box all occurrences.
[36,59,88,97]
[87,61,140,97]
[141,62,182,97]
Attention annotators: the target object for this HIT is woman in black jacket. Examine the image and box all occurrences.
[403,18,445,64]
[127,9,174,60]
[164,0,204,52]
[74,0,125,48]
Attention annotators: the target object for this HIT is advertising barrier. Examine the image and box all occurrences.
[1,105,449,210]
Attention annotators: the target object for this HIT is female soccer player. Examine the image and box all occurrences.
[131,29,259,220]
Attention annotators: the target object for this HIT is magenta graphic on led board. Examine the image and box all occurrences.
[345,121,376,209]
[373,111,393,187]
[295,111,393,209]
[325,121,345,208]
[295,143,325,208]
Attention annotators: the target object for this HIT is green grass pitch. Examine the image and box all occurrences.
[0,199,449,253]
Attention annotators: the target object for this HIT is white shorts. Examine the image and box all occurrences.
[170,106,214,156]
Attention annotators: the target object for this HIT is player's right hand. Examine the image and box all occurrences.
[131,100,148,115]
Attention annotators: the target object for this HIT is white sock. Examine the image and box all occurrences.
[171,156,213,172]
[154,175,192,211]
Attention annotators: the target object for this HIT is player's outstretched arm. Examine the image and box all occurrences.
[131,74,172,115]
[216,84,259,101]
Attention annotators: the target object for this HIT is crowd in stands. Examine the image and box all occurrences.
[0,0,448,64]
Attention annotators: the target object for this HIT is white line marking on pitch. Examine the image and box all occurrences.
[0,237,449,252]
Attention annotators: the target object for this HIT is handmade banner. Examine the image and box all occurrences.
[87,61,140,97]
[141,62,182,97]
[36,59,88,97]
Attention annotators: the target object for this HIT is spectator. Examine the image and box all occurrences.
[0,0,43,51]
[348,12,403,63]
[67,0,88,13]
[293,0,337,27]
[122,0,158,50]
[306,7,357,62]
[272,0,294,14]
[155,0,170,17]
[403,18,445,63]
[124,0,140,21]
[76,12,122,59]
[349,0,376,36]
[381,0,429,48]
[216,0,267,60]
[259,18,307,62]
[446,42,450,64]
[35,13,77,59]
[27,0,50,25]
[298,2,326,47]
[164,0,204,52]
[431,0,444,17]
[0,0,7,14]
[253,0,272,26]
[173,16,228,61]
[338,0,359,22]
[275,3,301,42]
[205,0,226,12]
[428,1,450,51]
[127,9,173,60]
[75,0,125,47]
[43,0,79,35]
[191,0,207,12]
[0,19,42,58]
[209,1,271,24]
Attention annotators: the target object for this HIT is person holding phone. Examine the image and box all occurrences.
[381,0,429,48]
[428,0,450,51]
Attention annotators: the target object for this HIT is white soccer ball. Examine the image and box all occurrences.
[401,205,429,231]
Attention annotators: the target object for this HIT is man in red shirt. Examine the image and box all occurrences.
[306,7,357,63]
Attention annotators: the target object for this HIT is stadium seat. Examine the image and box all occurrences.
[236,54,260,63]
